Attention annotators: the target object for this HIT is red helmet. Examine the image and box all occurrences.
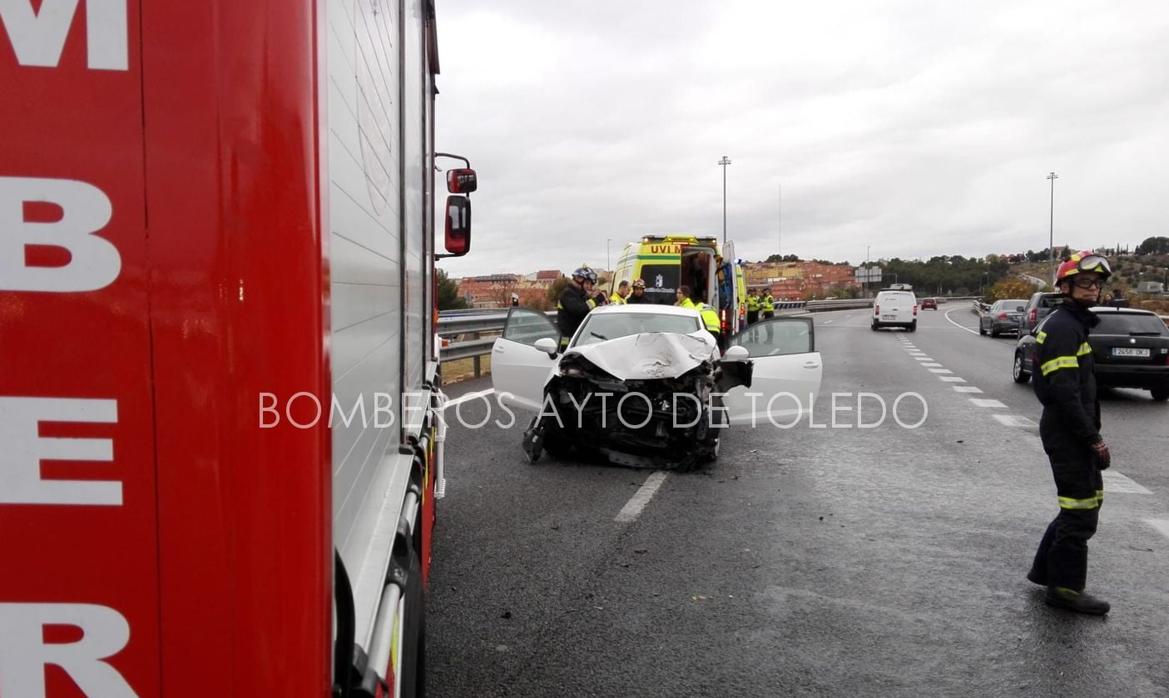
[1055,250,1112,284]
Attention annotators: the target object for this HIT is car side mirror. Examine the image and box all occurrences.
[723,345,749,361]
[534,337,558,357]
[444,195,471,256]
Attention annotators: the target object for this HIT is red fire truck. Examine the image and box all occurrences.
[0,1,472,695]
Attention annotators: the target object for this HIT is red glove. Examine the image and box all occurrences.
[1091,439,1111,470]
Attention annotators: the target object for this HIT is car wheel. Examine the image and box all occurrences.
[1151,385,1169,402]
[544,425,573,459]
[979,324,986,336]
[990,326,1000,338]
[908,321,917,333]
[1012,352,1030,384]
[396,547,426,698]
[871,322,879,331]
[521,416,545,464]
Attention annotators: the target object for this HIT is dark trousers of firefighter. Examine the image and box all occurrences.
[1029,411,1103,592]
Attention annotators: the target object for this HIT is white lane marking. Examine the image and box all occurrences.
[954,386,983,393]
[940,376,966,383]
[615,471,669,523]
[993,414,1038,428]
[929,368,953,374]
[1147,520,1169,540]
[823,320,834,324]
[969,398,1006,408]
[922,362,943,368]
[1102,471,1152,495]
[444,388,495,409]
[944,308,980,336]
[913,356,932,361]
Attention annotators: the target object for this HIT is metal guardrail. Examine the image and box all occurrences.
[437,297,982,378]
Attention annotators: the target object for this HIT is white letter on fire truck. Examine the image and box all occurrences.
[0,177,121,292]
[0,397,121,506]
[0,603,137,697]
[0,0,129,70]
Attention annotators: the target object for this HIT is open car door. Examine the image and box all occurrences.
[721,240,739,334]
[721,316,822,425]
[491,308,560,411]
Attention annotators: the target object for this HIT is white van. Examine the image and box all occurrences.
[872,289,918,332]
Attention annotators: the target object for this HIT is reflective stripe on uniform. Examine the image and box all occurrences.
[1058,495,1101,510]
[1077,342,1092,356]
[700,305,720,332]
[1036,330,1047,344]
[1040,355,1079,376]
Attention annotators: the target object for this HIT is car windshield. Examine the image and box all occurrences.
[996,299,1027,311]
[1094,313,1168,336]
[573,312,702,347]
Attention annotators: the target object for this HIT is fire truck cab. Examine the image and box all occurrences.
[1,1,469,695]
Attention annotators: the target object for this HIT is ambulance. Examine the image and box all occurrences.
[611,235,748,335]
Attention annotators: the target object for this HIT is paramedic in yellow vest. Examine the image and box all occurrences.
[699,301,723,350]
[610,280,630,305]
[761,290,775,319]
[746,288,760,325]
[675,285,696,309]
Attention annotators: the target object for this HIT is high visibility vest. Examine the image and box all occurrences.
[610,292,626,305]
[761,295,775,312]
[700,305,721,333]
[678,297,696,309]
[746,295,760,311]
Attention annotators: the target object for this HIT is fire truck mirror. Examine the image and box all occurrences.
[444,195,472,256]
[446,168,477,194]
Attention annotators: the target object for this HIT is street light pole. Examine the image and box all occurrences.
[606,238,613,294]
[719,156,732,245]
[1047,171,1059,282]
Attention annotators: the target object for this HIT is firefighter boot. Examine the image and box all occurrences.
[1045,587,1110,615]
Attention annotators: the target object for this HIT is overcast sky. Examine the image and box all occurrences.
[433,0,1169,277]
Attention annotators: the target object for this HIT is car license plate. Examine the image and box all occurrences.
[882,315,895,320]
[1112,347,1150,358]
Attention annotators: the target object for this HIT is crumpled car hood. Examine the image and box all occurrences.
[560,332,716,381]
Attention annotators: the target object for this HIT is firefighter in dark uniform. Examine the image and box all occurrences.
[1027,251,1113,615]
[626,278,649,304]
[556,266,598,348]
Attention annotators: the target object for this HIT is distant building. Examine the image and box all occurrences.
[742,261,859,300]
[457,269,565,308]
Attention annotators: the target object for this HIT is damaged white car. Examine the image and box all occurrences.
[491,305,823,470]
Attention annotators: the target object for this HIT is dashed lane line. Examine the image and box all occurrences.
[615,471,669,523]
[954,386,983,393]
[992,414,1038,428]
[1102,471,1153,495]
[921,362,943,368]
[969,398,1006,408]
[1146,520,1169,541]
[928,368,954,374]
[940,376,966,383]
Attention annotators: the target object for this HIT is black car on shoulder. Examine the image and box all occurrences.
[1012,306,1169,401]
